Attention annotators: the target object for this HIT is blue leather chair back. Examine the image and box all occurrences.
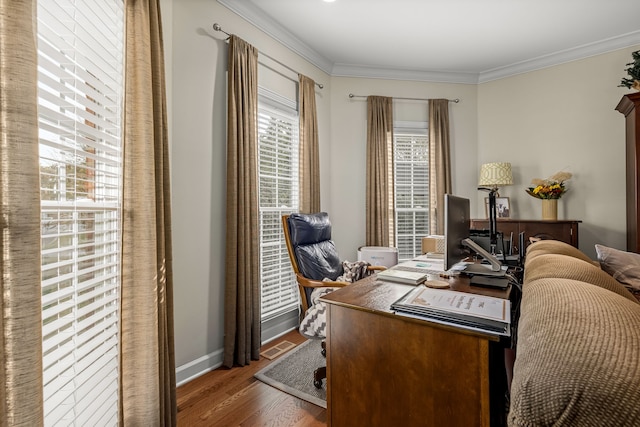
[287,212,344,304]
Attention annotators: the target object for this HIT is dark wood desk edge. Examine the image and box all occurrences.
[320,274,509,342]
[473,218,582,223]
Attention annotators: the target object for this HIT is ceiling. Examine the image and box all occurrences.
[217,0,640,83]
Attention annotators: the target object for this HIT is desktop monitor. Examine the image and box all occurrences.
[443,194,506,277]
[444,194,471,271]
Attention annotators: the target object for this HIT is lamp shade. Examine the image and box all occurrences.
[478,162,513,187]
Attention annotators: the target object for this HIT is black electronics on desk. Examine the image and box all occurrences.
[469,229,525,268]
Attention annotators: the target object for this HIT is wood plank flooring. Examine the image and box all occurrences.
[177,330,327,427]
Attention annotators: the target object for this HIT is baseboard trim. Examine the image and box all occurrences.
[261,308,299,344]
[175,308,300,386]
[176,348,224,386]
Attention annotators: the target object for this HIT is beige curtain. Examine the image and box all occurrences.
[429,99,452,235]
[223,35,261,368]
[0,2,45,426]
[298,74,320,213]
[366,96,394,246]
[120,1,176,425]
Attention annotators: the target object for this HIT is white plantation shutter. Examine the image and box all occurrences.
[394,129,430,261]
[258,92,300,320]
[38,0,124,425]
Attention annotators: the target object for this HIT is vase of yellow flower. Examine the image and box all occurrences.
[541,199,558,220]
[525,171,572,220]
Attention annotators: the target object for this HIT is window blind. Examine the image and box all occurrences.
[394,132,430,261]
[37,0,124,425]
[258,98,300,321]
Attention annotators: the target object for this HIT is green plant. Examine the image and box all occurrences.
[619,50,640,89]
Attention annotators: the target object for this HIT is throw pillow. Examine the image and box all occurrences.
[595,244,640,300]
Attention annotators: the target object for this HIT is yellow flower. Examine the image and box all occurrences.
[526,171,572,199]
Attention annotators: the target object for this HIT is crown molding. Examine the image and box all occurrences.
[478,31,640,83]
[217,0,334,74]
[331,63,479,84]
[217,0,640,85]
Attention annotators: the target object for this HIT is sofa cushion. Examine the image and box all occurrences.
[524,253,638,303]
[595,244,640,300]
[510,277,640,426]
[526,239,594,264]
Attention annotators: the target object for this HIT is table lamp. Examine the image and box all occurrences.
[477,162,513,253]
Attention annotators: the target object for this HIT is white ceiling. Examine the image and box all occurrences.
[217,0,640,83]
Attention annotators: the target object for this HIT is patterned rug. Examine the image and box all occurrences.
[254,339,327,408]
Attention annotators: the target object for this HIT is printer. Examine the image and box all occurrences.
[357,246,399,268]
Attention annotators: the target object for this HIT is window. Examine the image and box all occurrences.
[393,126,429,261]
[38,0,124,424]
[258,90,300,321]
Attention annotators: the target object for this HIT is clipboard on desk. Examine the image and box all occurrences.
[391,285,511,336]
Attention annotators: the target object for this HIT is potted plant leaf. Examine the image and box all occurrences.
[619,50,640,91]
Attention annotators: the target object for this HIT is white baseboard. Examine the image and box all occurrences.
[175,308,300,386]
[175,348,224,386]
[261,308,299,344]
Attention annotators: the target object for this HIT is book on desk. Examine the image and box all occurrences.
[376,254,451,284]
[376,255,447,285]
[391,285,511,336]
[376,268,427,285]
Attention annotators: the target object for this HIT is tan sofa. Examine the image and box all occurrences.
[508,240,640,426]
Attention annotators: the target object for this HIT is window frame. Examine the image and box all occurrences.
[393,121,430,262]
[257,87,300,322]
[37,0,124,424]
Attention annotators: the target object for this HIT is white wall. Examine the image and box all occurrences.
[169,0,331,382]
[327,78,479,259]
[168,0,640,384]
[478,46,639,258]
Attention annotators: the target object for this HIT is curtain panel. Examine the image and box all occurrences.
[428,99,452,235]
[223,35,261,368]
[0,2,45,425]
[298,74,320,214]
[120,0,176,425]
[366,96,394,247]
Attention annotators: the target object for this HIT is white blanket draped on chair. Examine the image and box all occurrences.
[299,260,371,338]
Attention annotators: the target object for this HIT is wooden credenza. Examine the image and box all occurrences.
[616,92,640,252]
[320,275,510,427]
[470,219,581,249]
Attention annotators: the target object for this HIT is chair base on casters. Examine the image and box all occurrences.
[313,367,326,388]
[314,341,327,389]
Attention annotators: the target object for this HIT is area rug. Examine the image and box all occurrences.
[254,339,327,408]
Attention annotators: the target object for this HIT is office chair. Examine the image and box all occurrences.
[282,212,384,388]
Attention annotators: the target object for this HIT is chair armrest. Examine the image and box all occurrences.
[296,274,349,288]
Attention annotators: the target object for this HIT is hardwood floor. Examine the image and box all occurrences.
[177,330,327,426]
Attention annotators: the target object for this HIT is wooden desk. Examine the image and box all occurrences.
[320,275,510,427]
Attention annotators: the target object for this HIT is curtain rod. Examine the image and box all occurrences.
[213,23,324,89]
[348,93,460,103]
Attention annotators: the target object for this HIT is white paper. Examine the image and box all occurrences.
[403,287,510,323]
[394,259,445,272]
